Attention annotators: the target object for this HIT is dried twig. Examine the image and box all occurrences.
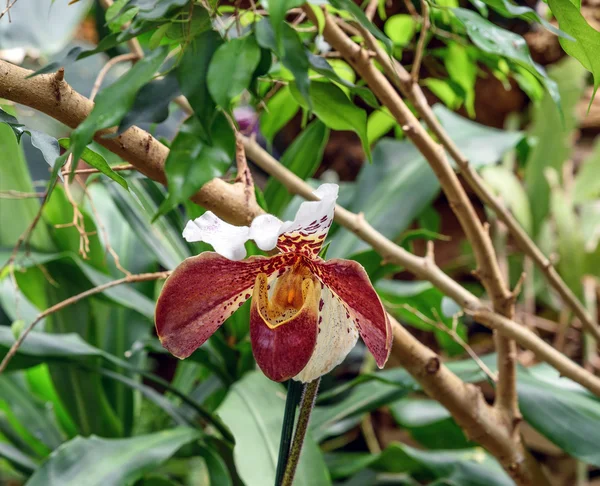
[89,53,138,101]
[0,271,170,374]
[411,0,429,83]
[0,190,46,199]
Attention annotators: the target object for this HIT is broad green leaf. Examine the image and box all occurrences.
[264,120,329,216]
[444,42,476,117]
[327,444,513,485]
[256,18,311,107]
[157,114,234,217]
[291,80,372,163]
[0,117,53,251]
[384,14,416,46]
[376,280,466,355]
[197,443,233,486]
[475,0,571,38]
[422,78,461,110]
[177,30,223,138]
[62,47,168,170]
[207,35,261,110]
[524,57,587,235]
[573,139,600,204]
[117,73,181,134]
[259,85,300,145]
[548,0,600,104]
[367,108,396,144]
[218,372,331,486]
[0,373,64,451]
[452,8,560,107]
[0,108,61,176]
[58,139,128,189]
[27,428,201,486]
[328,0,393,52]
[481,166,532,233]
[120,0,189,21]
[518,364,600,466]
[390,398,472,449]
[267,0,304,52]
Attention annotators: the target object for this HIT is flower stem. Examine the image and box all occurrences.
[280,378,321,486]
[275,380,304,486]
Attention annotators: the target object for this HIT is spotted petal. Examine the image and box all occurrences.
[156,252,293,358]
[294,286,359,383]
[182,184,338,261]
[309,258,392,368]
[250,270,321,382]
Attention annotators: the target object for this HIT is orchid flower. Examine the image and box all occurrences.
[155,184,392,382]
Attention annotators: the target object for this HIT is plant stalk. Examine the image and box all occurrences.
[275,380,304,486]
[280,378,321,486]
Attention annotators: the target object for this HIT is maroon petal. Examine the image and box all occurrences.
[155,252,292,359]
[309,258,392,368]
[250,271,321,382]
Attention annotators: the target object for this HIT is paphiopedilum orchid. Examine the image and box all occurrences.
[155,184,392,382]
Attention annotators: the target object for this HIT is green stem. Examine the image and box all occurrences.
[281,378,321,486]
[275,380,304,486]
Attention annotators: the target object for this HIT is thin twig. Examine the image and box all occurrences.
[0,271,170,374]
[61,164,136,176]
[0,0,17,21]
[411,0,429,83]
[0,190,46,199]
[89,53,138,101]
[281,379,320,486]
[365,0,380,21]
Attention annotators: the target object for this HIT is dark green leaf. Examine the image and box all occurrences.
[117,73,181,134]
[197,443,233,486]
[291,80,371,163]
[27,428,201,486]
[259,85,300,145]
[62,47,168,170]
[207,35,261,110]
[453,8,560,107]
[218,372,331,486]
[256,18,311,107]
[264,120,329,216]
[178,30,224,136]
[157,114,234,217]
[266,0,304,52]
[548,0,600,105]
[58,139,128,189]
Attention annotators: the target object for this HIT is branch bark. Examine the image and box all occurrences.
[0,61,262,227]
[358,20,600,344]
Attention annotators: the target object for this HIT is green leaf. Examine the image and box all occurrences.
[0,116,53,251]
[384,14,417,46]
[218,372,331,486]
[0,373,64,451]
[117,73,181,134]
[58,139,128,189]
[267,0,304,52]
[0,108,61,179]
[367,108,396,144]
[548,0,600,104]
[197,443,233,486]
[475,0,571,39]
[524,57,587,235]
[452,8,560,107]
[291,80,372,163]
[256,18,311,107]
[27,428,201,486]
[157,114,234,217]
[207,35,261,110]
[328,444,513,485]
[177,30,224,138]
[259,85,300,145]
[444,42,476,117]
[62,47,168,170]
[0,441,39,474]
[390,398,472,449]
[518,364,600,466]
[328,0,393,52]
[264,120,329,216]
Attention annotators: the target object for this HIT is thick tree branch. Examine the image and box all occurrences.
[0,61,262,226]
[358,21,600,344]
